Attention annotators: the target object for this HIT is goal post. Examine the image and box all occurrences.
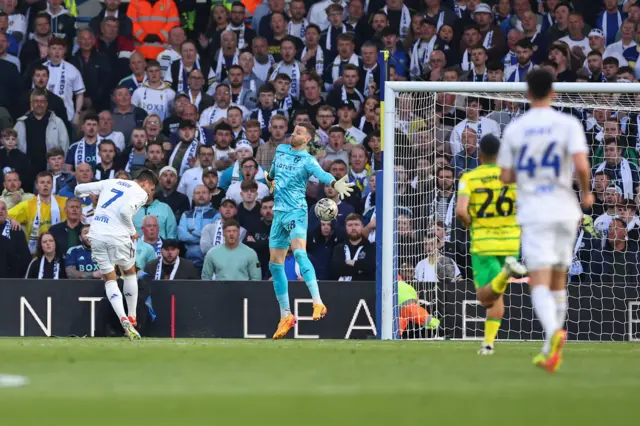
[378,80,640,341]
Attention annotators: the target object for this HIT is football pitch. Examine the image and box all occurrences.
[0,339,638,426]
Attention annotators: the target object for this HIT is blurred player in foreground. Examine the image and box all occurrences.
[265,123,354,339]
[456,134,527,355]
[74,169,159,340]
[498,69,593,373]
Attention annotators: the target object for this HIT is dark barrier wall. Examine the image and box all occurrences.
[0,280,638,340]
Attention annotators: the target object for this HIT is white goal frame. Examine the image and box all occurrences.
[380,81,640,340]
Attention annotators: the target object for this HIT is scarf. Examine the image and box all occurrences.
[155,257,180,280]
[215,49,239,84]
[124,148,140,173]
[302,46,324,76]
[339,244,364,281]
[435,10,445,31]
[453,2,464,18]
[169,139,199,176]
[602,9,623,45]
[227,23,246,49]
[410,38,435,77]
[350,168,369,191]
[256,108,273,130]
[95,168,115,180]
[29,195,60,254]
[384,5,411,39]
[188,89,202,108]
[445,194,455,232]
[510,62,534,82]
[277,95,293,112]
[483,30,493,49]
[151,238,163,257]
[363,65,375,96]
[595,159,633,200]
[177,59,200,93]
[341,85,364,104]
[461,50,472,71]
[270,61,301,99]
[2,220,10,239]
[212,219,224,247]
[288,19,308,40]
[472,67,488,81]
[332,53,359,82]
[503,50,518,66]
[75,138,97,166]
[38,256,60,279]
[325,24,346,51]
[569,228,584,276]
[45,60,66,97]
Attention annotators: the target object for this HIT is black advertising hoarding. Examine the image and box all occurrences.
[0,280,637,341]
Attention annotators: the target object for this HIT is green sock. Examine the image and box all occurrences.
[484,318,501,346]
[490,270,510,294]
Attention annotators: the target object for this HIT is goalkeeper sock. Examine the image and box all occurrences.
[483,318,501,347]
[105,280,127,320]
[269,262,290,318]
[293,249,322,305]
[531,285,558,355]
[551,289,568,328]
[489,270,510,294]
[122,274,138,319]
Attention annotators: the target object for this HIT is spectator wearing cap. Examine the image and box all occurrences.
[469,3,506,61]
[226,157,270,203]
[201,219,260,280]
[133,190,178,240]
[310,182,355,236]
[15,88,69,176]
[243,194,272,278]
[0,129,33,186]
[70,29,113,113]
[155,165,191,223]
[97,111,126,152]
[145,238,200,280]
[112,85,148,147]
[48,196,82,254]
[597,0,625,46]
[327,64,365,113]
[324,32,361,91]
[218,140,265,189]
[168,119,200,177]
[178,145,216,204]
[199,84,231,129]
[202,165,226,209]
[200,197,247,255]
[592,138,640,201]
[118,127,148,174]
[43,37,85,124]
[177,184,216,269]
[0,199,30,274]
[0,170,34,209]
[506,39,536,82]
[90,0,133,39]
[94,140,118,181]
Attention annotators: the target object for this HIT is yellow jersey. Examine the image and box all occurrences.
[8,196,68,243]
[457,164,520,256]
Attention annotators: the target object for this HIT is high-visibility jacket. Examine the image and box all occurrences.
[64,0,77,17]
[127,0,180,59]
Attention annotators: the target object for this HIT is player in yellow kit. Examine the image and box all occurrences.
[456,134,527,355]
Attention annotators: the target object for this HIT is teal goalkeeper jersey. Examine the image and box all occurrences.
[269,144,335,212]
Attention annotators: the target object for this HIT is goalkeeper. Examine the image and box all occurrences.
[265,123,355,339]
[455,134,527,355]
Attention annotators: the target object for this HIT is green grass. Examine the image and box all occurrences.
[0,339,638,425]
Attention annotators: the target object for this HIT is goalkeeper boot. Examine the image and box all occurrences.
[426,316,440,330]
[273,314,297,340]
[504,256,528,278]
[312,304,327,321]
[478,344,494,356]
[533,329,567,374]
[121,317,141,341]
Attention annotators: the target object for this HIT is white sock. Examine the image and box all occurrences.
[122,275,138,319]
[105,280,127,320]
[551,289,567,328]
[312,295,323,305]
[531,285,559,355]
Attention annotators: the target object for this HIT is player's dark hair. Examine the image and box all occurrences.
[345,213,363,224]
[297,122,316,141]
[222,219,240,229]
[479,134,501,157]
[525,68,555,101]
[134,169,159,186]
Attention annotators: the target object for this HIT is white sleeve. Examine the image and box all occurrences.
[497,126,515,169]
[72,67,86,94]
[199,109,210,127]
[131,89,141,108]
[449,124,462,155]
[12,14,26,36]
[567,116,589,154]
[75,181,104,197]
[488,118,502,137]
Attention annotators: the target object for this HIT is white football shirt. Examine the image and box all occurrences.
[44,60,85,121]
[74,179,148,244]
[131,83,176,121]
[449,117,501,155]
[498,107,589,225]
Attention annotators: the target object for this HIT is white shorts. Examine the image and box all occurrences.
[90,238,136,275]
[521,221,578,271]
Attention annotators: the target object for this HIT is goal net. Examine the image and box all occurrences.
[379,81,640,342]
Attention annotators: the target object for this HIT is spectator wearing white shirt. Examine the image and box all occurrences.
[44,37,85,124]
[97,110,125,152]
[308,0,347,32]
[449,97,500,155]
[178,145,216,205]
[2,0,26,43]
[414,233,461,283]
[593,185,621,239]
[157,26,186,79]
[199,84,231,129]
[558,12,591,58]
[131,60,176,121]
[337,100,366,145]
[226,157,270,204]
[604,19,636,60]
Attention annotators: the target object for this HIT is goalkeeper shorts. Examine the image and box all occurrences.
[269,210,308,249]
[471,254,518,289]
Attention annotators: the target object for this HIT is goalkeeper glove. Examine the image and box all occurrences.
[332,175,355,200]
[264,171,274,194]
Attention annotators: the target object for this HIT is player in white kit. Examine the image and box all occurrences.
[74,170,159,340]
[498,69,594,373]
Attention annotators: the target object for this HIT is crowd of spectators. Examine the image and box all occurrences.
[0,0,638,287]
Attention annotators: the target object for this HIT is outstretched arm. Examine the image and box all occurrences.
[74,181,104,198]
[306,159,354,199]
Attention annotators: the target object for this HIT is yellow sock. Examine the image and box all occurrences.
[489,270,510,294]
[484,319,501,346]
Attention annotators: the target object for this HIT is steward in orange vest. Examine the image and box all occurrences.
[127,0,180,59]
